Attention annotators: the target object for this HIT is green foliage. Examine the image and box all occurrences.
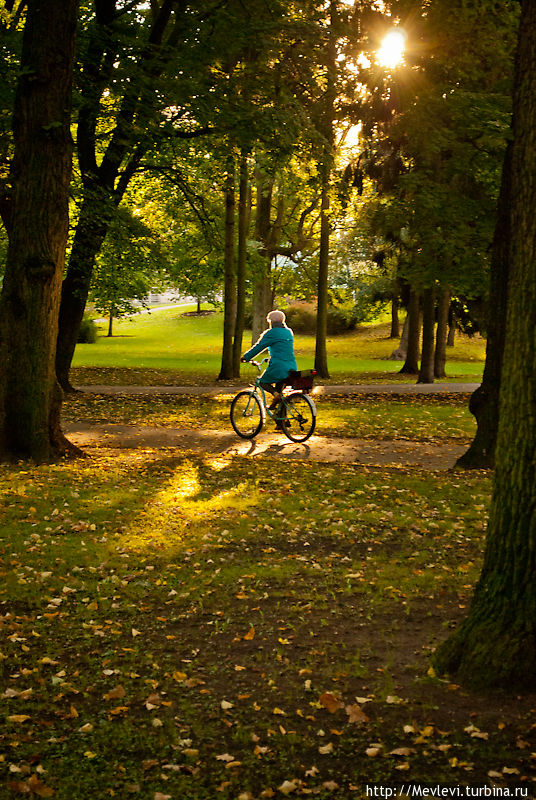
[77,314,98,344]
[360,0,519,296]
[90,207,166,326]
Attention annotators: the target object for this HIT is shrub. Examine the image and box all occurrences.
[283,302,358,335]
[77,316,98,344]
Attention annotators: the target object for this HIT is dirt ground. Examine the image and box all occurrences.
[63,422,466,470]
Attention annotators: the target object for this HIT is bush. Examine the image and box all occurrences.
[78,316,98,344]
[283,302,357,335]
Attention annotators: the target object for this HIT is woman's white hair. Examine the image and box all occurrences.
[266,309,286,324]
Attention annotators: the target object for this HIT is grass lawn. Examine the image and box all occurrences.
[3,390,536,798]
[1,450,534,798]
[71,307,486,386]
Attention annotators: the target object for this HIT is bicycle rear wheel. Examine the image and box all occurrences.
[230,391,264,439]
[281,392,316,443]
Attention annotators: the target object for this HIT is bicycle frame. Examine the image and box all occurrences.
[247,358,316,421]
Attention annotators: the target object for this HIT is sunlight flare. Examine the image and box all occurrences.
[377,29,406,68]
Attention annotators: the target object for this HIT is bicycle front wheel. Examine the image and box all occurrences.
[230,391,264,439]
[281,392,316,443]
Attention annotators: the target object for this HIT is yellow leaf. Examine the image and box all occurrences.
[7,715,30,723]
[318,742,334,754]
[172,671,187,683]
[243,628,255,641]
[221,700,234,710]
[272,707,286,715]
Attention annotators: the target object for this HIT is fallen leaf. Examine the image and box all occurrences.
[345,704,369,724]
[243,628,255,641]
[103,685,126,702]
[278,780,297,795]
[319,692,343,714]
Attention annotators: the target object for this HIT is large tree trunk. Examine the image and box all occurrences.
[0,0,80,462]
[232,151,250,378]
[434,0,536,689]
[455,144,512,469]
[434,285,451,379]
[417,286,435,384]
[218,160,236,381]
[399,289,420,374]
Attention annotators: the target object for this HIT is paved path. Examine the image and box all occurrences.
[77,382,479,397]
[64,422,468,471]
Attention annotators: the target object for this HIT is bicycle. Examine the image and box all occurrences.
[230,358,317,443]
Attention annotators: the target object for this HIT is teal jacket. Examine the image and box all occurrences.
[243,324,297,383]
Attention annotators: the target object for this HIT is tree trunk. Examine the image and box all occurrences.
[55,1,181,391]
[434,285,451,379]
[232,150,250,377]
[218,159,236,381]
[197,298,202,313]
[314,0,337,380]
[56,188,114,391]
[251,171,273,342]
[417,286,435,384]
[434,0,536,689]
[314,170,330,378]
[107,309,114,337]
[389,294,400,339]
[446,311,456,346]
[399,289,420,374]
[455,142,513,469]
[0,0,80,462]
[388,313,409,360]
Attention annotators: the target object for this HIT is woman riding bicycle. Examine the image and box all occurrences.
[241,310,297,414]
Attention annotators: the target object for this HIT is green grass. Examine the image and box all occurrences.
[72,307,486,385]
[2,447,533,799]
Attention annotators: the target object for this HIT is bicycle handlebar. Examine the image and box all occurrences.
[247,358,268,369]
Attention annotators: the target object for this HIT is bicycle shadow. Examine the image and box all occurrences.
[240,436,312,460]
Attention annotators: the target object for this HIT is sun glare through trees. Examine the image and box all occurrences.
[377,28,406,67]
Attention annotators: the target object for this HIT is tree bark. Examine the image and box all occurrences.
[232,150,250,377]
[434,285,451,379]
[399,289,420,374]
[455,143,512,469]
[56,1,190,390]
[434,0,536,689]
[56,192,112,390]
[314,0,337,380]
[388,313,409,360]
[389,294,400,339]
[314,169,331,378]
[446,310,456,346]
[218,159,236,380]
[417,286,435,384]
[0,0,80,462]
[251,171,273,342]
